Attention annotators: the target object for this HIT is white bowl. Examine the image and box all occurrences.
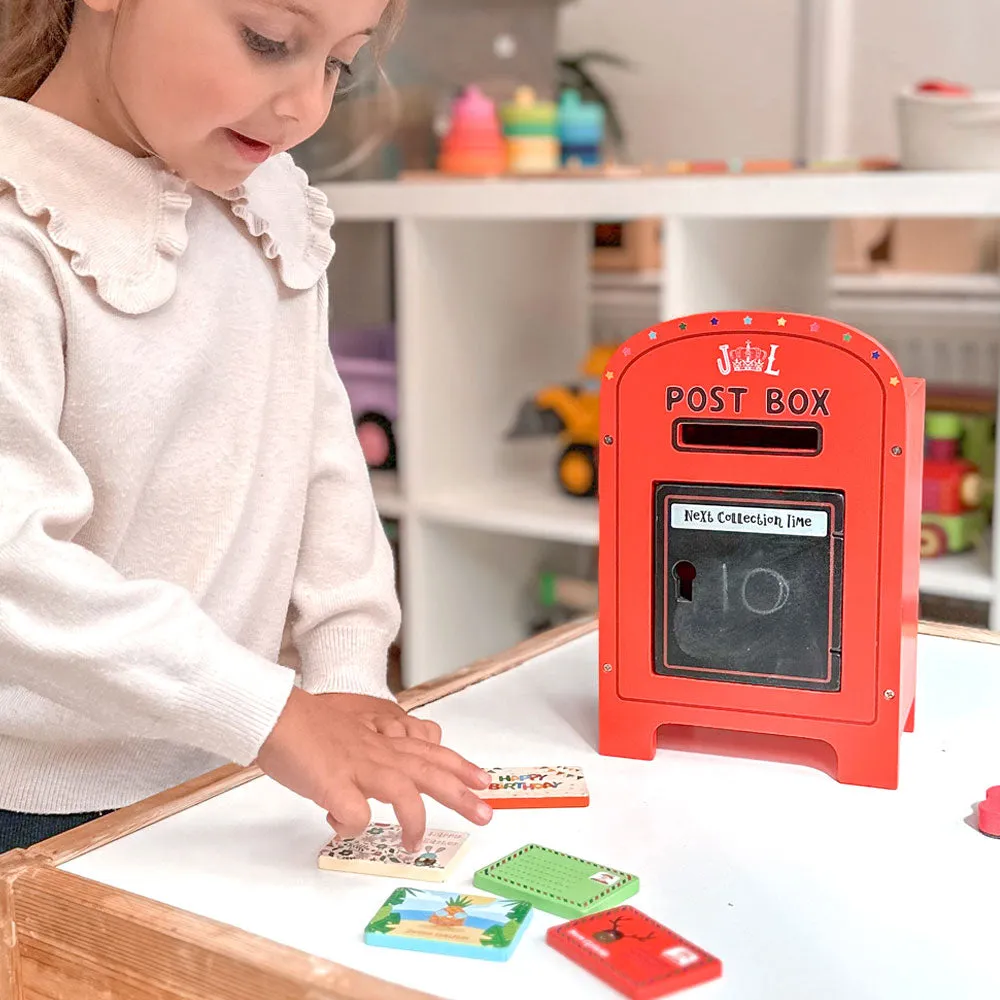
[897,87,1000,170]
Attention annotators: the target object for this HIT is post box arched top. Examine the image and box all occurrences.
[599,311,907,403]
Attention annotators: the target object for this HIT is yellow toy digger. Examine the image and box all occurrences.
[507,344,617,498]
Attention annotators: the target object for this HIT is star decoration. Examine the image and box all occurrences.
[743,315,753,326]
[871,350,880,360]
[889,376,900,386]
[604,370,615,380]
[679,322,688,330]
[648,331,658,340]
[809,322,820,333]
[777,317,787,327]
[623,346,632,356]
[842,332,852,342]
[710,317,719,326]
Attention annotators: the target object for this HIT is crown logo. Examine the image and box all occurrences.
[716,340,781,376]
[730,340,767,372]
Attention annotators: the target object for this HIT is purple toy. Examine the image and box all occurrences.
[330,325,398,471]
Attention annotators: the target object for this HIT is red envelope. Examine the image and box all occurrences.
[547,905,722,999]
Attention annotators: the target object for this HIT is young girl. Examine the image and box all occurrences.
[0,0,493,855]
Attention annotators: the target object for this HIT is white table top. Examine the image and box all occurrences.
[63,631,1000,1000]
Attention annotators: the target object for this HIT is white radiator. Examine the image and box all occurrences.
[590,274,1000,389]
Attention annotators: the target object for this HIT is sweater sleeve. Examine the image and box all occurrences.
[286,276,401,699]
[0,231,296,765]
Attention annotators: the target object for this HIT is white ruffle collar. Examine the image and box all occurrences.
[0,97,334,315]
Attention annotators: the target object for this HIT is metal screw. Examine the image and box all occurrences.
[603,435,614,445]
[883,689,896,700]
[602,663,613,673]
[891,446,902,456]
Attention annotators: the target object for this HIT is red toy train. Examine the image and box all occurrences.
[920,411,985,557]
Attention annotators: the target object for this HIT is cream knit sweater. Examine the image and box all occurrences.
[0,98,400,814]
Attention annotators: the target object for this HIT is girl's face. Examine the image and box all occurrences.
[99,0,388,192]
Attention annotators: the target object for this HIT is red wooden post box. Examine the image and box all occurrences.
[597,311,925,789]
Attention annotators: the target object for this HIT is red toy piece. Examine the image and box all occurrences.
[978,787,1000,838]
[923,415,982,516]
[922,453,979,514]
[916,78,971,96]
[547,905,722,999]
[598,312,924,790]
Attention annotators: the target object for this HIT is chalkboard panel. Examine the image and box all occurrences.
[653,483,844,691]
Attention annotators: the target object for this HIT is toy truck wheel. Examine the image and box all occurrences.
[920,522,948,558]
[356,412,396,471]
[558,443,597,498]
[960,471,983,508]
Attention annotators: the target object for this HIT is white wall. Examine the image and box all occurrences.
[557,0,800,163]
[851,0,1000,157]
[558,0,1000,164]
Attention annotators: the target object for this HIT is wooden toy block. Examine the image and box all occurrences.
[364,887,533,961]
[474,766,590,809]
[318,822,469,882]
[547,905,722,998]
[592,219,662,272]
[473,843,638,919]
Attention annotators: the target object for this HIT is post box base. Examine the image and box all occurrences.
[598,692,911,790]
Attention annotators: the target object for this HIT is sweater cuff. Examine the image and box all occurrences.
[175,650,297,765]
[296,626,396,701]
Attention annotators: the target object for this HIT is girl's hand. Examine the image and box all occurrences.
[256,687,490,852]
[328,693,442,744]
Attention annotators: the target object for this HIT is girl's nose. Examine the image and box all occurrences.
[271,66,329,135]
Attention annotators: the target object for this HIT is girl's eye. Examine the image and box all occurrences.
[242,27,288,58]
[326,57,353,79]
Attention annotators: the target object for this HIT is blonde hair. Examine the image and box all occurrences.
[0,0,408,101]
[0,0,74,100]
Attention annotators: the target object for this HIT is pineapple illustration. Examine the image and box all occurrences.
[429,894,473,927]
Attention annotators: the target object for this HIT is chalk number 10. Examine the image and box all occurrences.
[672,560,790,616]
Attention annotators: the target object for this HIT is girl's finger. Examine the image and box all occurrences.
[392,736,491,789]
[374,716,408,739]
[408,718,441,744]
[321,780,371,841]
[360,767,427,852]
[391,752,493,828]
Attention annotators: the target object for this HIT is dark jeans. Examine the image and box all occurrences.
[0,808,112,854]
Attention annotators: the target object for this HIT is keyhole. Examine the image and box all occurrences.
[673,561,696,602]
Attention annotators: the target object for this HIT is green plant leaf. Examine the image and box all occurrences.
[386,887,418,907]
[365,910,401,935]
[560,49,635,71]
[480,923,507,948]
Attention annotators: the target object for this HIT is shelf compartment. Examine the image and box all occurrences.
[919,547,994,602]
[419,478,597,546]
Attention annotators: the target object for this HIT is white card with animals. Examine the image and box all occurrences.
[318,822,470,882]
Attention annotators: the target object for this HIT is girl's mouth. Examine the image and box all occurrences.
[225,129,274,163]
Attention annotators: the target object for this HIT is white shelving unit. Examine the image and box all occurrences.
[322,171,1000,686]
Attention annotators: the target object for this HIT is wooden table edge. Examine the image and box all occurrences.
[0,853,441,1000]
[18,615,597,868]
[0,614,992,999]
[0,617,597,1000]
